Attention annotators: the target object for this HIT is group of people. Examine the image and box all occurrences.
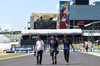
[35,35,75,65]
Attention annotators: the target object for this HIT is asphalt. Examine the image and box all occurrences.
[0,52,100,66]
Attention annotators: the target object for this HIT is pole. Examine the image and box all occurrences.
[73,33,74,43]
[29,35,31,40]
[47,35,48,50]
[81,33,83,49]
[73,20,75,29]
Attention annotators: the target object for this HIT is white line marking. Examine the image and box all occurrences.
[82,52,100,57]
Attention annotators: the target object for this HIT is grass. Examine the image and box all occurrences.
[89,52,100,55]
[0,53,30,59]
[59,44,100,49]
[58,44,81,49]
[94,45,100,49]
[71,44,81,49]
[98,45,100,49]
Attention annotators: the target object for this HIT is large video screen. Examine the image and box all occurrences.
[59,1,70,29]
[75,0,89,5]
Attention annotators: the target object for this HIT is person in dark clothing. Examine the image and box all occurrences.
[57,35,75,65]
[49,36,58,65]
[40,16,43,21]
[35,37,44,65]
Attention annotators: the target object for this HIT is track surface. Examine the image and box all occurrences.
[0,52,100,66]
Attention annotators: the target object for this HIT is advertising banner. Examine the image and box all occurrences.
[59,1,70,29]
[11,47,100,53]
[11,47,34,53]
[11,47,33,51]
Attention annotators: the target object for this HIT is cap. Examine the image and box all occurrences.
[63,11,67,15]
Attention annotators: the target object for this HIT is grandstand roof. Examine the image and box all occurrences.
[22,29,82,35]
[31,12,59,21]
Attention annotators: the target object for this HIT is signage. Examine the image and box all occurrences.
[11,47,33,51]
[59,1,70,29]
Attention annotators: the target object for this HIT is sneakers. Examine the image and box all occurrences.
[39,63,41,65]
[52,62,54,65]
[55,61,57,64]
[65,61,68,65]
[52,61,57,65]
[36,63,41,65]
[36,62,38,65]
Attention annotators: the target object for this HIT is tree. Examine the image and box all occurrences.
[4,29,9,32]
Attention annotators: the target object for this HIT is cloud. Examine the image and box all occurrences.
[1,24,27,31]
[10,20,17,23]
[2,24,12,31]
[14,26,24,31]
[10,26,27,31]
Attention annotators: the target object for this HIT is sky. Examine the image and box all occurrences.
[0,0,100,31]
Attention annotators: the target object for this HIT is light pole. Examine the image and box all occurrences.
[27,22,30,30]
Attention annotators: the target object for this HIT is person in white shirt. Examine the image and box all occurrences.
[35,37,44,65]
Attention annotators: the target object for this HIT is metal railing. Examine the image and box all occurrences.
[82,30,100,33]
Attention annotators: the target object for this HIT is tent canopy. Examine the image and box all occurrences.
[22,29,82,35]
[32,12,59,21]
[0,35,10,43]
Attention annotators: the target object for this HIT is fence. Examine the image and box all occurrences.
[0,34,21,41]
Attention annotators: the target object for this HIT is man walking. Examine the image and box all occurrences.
[35,37,44,65]
[49,36,58,65]
[57,35,75,65]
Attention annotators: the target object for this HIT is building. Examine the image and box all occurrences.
[30,13,59,29]
[28,0,100,45]
[70,0,100,42]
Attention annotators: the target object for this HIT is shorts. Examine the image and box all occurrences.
[50,50,59,56]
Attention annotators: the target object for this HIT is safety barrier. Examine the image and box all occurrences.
[11,47,100,53]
